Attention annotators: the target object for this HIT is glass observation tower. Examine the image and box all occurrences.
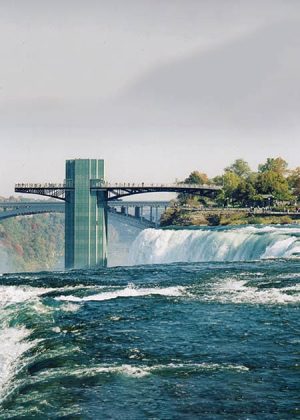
[65,159,107,269]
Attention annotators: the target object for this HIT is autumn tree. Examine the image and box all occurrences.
[184,171,210,185]
[258,157,288,176]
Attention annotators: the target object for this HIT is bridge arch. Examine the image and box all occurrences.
[0,201,159,229]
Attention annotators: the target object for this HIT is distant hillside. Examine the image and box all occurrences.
[0,212,64,272]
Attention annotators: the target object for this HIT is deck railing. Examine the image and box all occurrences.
[16,182,221,190]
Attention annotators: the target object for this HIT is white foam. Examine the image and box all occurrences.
[262,237,299,258]
[278,273,300,279]
[205,278,300,305]
[0,285,106,310]
[59,302,80,312]
[55,285,186,303]
[0,327,35,401]
[129,225,300,265]
[34,361,249,381]
[0,285,52,309]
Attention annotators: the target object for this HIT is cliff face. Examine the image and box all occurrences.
[0,213,64,272]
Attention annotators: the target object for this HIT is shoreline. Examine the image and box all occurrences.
[160,208,300,228]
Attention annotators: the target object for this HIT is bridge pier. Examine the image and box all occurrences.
[134,206,141,218]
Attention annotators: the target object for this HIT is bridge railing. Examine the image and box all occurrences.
[15,181,222,190]
[90,180,221,190]
[15,183,67,189]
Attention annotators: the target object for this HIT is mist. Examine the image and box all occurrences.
[0,244,12,274]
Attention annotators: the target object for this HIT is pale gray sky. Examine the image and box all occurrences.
[0,0,299,197]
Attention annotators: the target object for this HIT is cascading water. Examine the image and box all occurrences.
[128,225,300,265]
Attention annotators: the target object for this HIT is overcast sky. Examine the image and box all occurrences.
[0,0,299,197]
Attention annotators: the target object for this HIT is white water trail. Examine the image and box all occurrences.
[129,225,300,265]
[33,361,249,381]
[55,285,186,303]
[204,278,300,305]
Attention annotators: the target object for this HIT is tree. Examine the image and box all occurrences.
[258,157,288,176]
[212,175,224,186]
[184,171,209,185]
[232,178,257,206]
[256,170,292,201]
[225,159,251,178]
[222,171,241,205]
[287,167,300,199]
[178,171,210,205]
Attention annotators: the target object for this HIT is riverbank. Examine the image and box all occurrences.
[160,208,300,227]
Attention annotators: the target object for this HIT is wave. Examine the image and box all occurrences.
[0,327,35,401]
[203,278,300,305]
[0,285,52,308]
[55,285,186,302]
[30,361,249,382]
[129,225,300,265]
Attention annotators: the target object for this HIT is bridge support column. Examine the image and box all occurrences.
[134,206,141,218]
[65,159,107,269]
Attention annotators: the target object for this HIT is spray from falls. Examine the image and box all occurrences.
[0,244,12,274]
[128,225,300,265]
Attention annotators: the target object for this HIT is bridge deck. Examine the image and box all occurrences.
[0,200,170,208]
[15,182,222,201]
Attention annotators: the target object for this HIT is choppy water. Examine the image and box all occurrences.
[0,225,300,419]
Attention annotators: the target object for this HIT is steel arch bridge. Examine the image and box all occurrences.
[14,159,222,269]
[0,200,169,229]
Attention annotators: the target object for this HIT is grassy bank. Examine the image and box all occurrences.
[160,208,298,227]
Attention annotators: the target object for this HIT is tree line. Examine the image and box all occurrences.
[181,157,300,208]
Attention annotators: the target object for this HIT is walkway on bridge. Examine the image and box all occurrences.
[15,182,221,201]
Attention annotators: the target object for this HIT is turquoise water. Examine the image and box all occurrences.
[0,226,300,419]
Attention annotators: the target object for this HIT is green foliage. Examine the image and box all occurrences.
[258,157,288,175]
[212,175,223,186]
[255,170,292,200]
[162,156,300,227]
[180,156,298,208]
[178,171,210,204]
[225,159,251,178]
[184,171,209,185]
[287,167,300,198]
[0,214,64,271]
[222,171,241,201]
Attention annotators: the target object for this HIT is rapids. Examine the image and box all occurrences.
[0,225,299,418]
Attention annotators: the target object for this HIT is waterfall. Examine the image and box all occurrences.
[128,225,300,265]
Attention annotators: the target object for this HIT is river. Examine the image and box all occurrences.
[0,224,299,418]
